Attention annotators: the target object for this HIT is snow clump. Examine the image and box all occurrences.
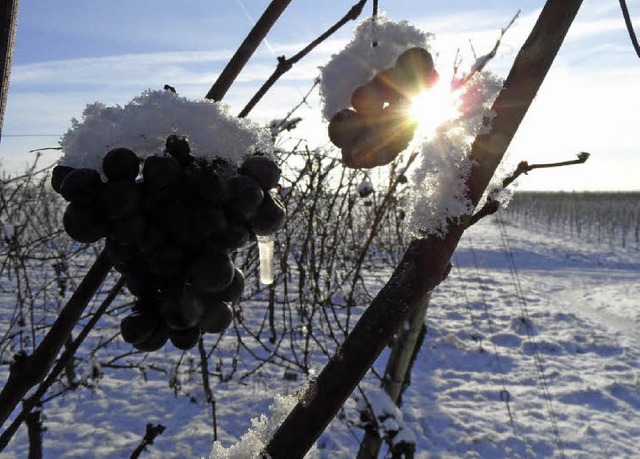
[59,89,272,176]
[320,15,433,121]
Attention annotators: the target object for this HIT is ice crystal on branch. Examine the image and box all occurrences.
[60,89,272,175]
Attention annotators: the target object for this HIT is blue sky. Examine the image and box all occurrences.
[1,0,639,190]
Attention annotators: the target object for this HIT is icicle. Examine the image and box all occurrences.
[257,235,274,285]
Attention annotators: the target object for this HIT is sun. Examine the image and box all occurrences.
[407,80,462,139]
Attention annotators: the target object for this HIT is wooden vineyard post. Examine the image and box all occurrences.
[0,0,19,144]
[264,1,584,457]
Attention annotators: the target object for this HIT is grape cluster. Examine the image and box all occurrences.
[328,47,438,169]
[51,136,285,351]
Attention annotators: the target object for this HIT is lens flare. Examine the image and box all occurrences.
[407,81,462,139]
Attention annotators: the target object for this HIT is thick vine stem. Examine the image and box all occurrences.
[238,0,368,118]
[265,1,584,457]
[0,249,112,430]
[0,0,19,143]
[205,0,293,101]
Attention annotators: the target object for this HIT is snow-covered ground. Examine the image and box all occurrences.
[2,212,639,458]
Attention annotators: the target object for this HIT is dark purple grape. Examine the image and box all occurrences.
[159,286,203,330]
[120,311,159,345]
[196,166,224,202]
[249,192,286,236]
[123,271,158,298]
[105,237,136,269]
[187,248,234,292]
[63,203,107,243]
[51,165,75,193]
[102,147,140,182]
[153,197,190,238]
[395,47,435,92]
[165,134,194,167]
[60,168,103,205]
[138,226,168,254]
[145,244,184,277]
[215,214,250,250]
[169,326,201,350]
[223,175,264,218]
[239,154,281,190]
[217,267,244,302]
[99,181,141,220]
[192,206,227,238]
[110,213,146,245]
[134,321,169,352]
[142,155,181,189]
[199,299,233,334]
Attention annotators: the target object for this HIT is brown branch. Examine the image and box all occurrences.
[0,249,113,432]
[264,1,584,457]
[130,423,166,459]
[468,151,590,226]
[619,0,640,58]
[238,0,368,118]
[205,0,293,101]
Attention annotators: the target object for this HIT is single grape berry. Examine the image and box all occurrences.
[217,267,245,302]
[142,155,181,189]
[145,243,184,277]
[165,134,194,166]
[199,299,233,334]
[63,203,107,243]
[187,248,234,293]
[51,165,75,194]
[110,213,146,245]
[120,311,159,345]
[224,175,264,218]
[99,181,141,220]
[59,168,103,205]
[215,214,250,250]
[351,83,384,116]
[239,154,281,190]
[134,321,169,352]
[328,109,364,149]
[192,205,227,238]
[168,326,201,350]
[249,192,286,236]
[102,147,140,182]
[395,47,435,93]
[372,67,404,102]
[160,286,203,330]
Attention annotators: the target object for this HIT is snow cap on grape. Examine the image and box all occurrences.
[59,89,272,175]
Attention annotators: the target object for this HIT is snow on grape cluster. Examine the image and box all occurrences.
[328,46,438,168]
[51,136,285,352]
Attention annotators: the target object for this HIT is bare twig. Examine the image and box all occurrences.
[468,152,590,226]
[0,249,113,432]
[130,423,166,459]
[619,0,640,58]
[0,276,124,451]
[205,0,293,101]
[264,1,584,456]
[197,337,218,442]
[238,0,368,118]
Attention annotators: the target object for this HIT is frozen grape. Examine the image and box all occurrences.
[395,47,435,93]
[224,175,264,218]
[239,154,281,190]
[196,166,224,202]
[351,83,384,116]
[372,67,405,102]
[328,109,363,149]
[63,203,107,243]
[249,192,286,236]
[216,267,244,302]
[168,326,201,350]
[192,206,227,238]
[215,214,250,250]
[51,165,75,194]
[110,213,146,245]
[100,181,141,220]
[146,243,184,277]
[199,299,233,334]
[60,168,103,205]
[134,321,169,352]
[142,155,181,189]
[160,286,203,330]
[120,311,159,345]
[102,148,140,182]
[188,248,234,292]
[165,134,194,166]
